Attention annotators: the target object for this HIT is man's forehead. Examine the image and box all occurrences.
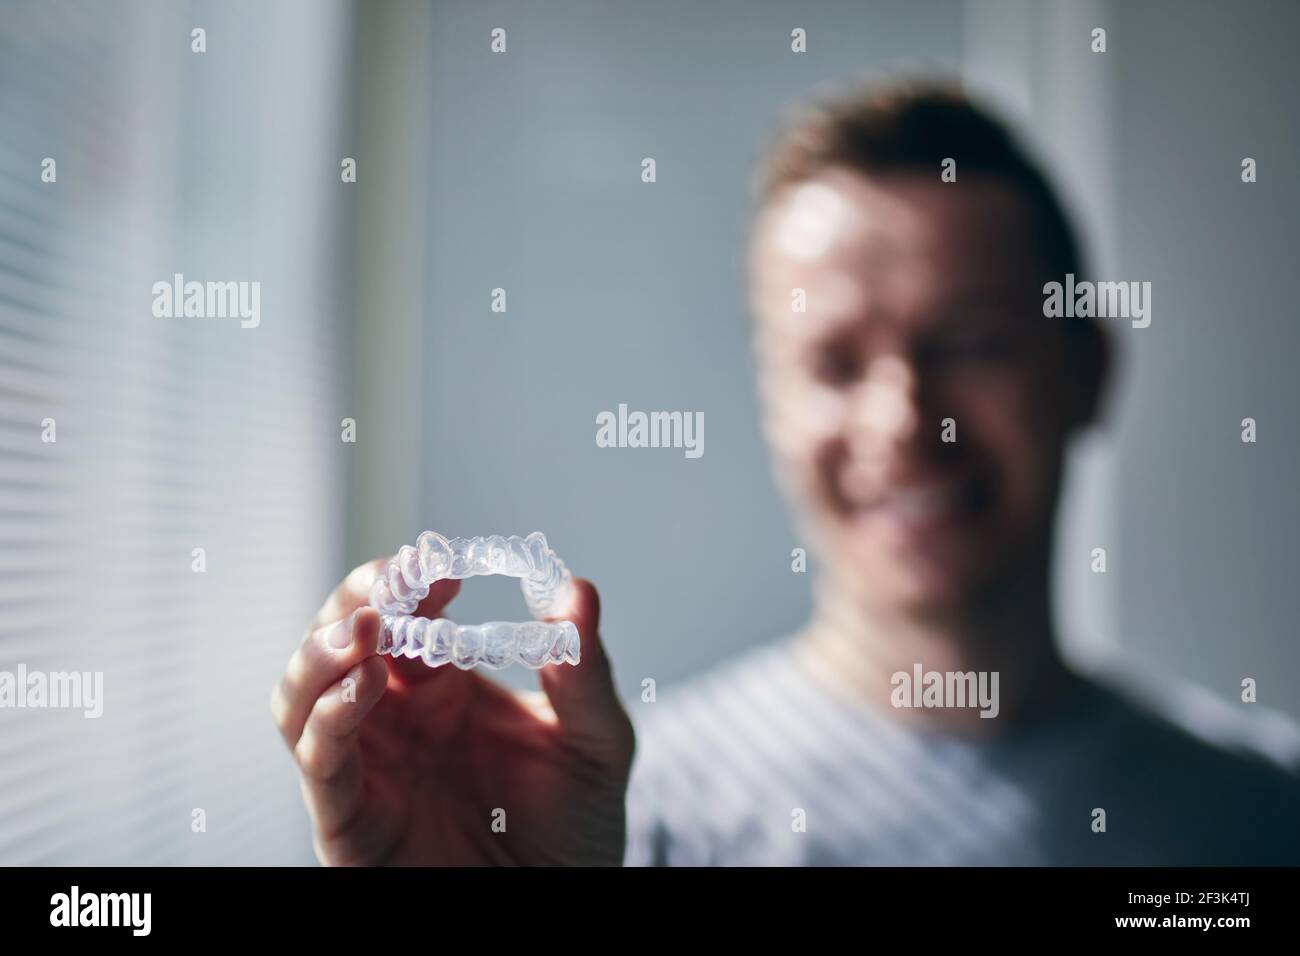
[764,169,1037,262]
[762,171,916,262]
[753,169,1042,332]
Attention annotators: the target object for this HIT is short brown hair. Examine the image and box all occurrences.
[755,80,1084,281]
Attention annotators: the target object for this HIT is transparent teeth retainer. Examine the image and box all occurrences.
[369,531,579,670]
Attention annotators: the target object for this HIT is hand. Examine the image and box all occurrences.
[270,558,635,865]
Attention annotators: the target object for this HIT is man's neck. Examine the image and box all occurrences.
[794,569,1087,739]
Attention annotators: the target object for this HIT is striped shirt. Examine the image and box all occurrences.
[623,636,1300,866]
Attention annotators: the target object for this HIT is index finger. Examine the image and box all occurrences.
[308,557,390,636]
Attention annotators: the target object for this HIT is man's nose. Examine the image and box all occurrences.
[848,353,925,453]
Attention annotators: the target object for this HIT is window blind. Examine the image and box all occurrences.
[0,0,354,864]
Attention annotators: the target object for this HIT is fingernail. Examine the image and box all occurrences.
[327,615,353,649]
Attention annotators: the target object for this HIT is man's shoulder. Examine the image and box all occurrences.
[622,644,1300,865]
[1081,660,1300,778]
[1068,664,1300,863]
[627,643,1300,792]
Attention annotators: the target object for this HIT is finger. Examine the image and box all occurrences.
[411,577,462,619]
[517,688,558,725]
[272,606,381,749]
[386,578,463,687]
[538,578,634,764]
[296,655,389,780]
[295,655,389,834]
[309,558,389,636]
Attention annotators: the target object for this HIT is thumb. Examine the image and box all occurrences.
[539,578,633,765]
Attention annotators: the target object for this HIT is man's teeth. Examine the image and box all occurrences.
[881,484,962,519]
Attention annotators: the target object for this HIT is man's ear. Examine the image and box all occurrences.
[1065,319,1111,431]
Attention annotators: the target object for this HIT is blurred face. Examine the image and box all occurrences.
[752,169,1093,613]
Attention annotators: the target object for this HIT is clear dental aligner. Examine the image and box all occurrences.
[368,532,580,670]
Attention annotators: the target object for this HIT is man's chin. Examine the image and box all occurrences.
[874,568,978,614]
[844,548,998,614]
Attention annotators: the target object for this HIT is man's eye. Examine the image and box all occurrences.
[924,335,1012,362]
[815,352,863,384]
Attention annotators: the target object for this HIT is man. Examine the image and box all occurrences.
[271,83,1300,866]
